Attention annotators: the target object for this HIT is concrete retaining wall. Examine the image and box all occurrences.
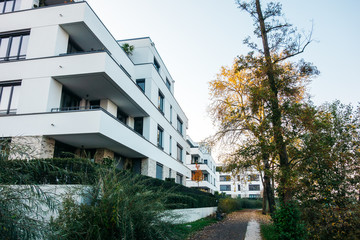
[167,206,218,224]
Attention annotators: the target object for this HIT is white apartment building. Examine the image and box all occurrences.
[0,0,191,184]
[185,137,217,194]
[216,167,263,198]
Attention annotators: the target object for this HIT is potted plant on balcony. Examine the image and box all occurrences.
[121,43,134,56]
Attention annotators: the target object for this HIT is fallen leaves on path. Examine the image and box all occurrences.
[187,209,271,240]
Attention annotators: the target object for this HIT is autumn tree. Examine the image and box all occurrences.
[192,163,204,187]
[209,52,316,213]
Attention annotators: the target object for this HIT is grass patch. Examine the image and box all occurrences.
[261,223,278,240]
[172,216,218,239]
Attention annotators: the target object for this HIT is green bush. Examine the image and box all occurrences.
[0,158,97,185]
[218,198,263,213]
[239,198,263,209]
[261,223,278,240]
[218,198,242,213]
[273,201,307,240]
[50,168,181,240]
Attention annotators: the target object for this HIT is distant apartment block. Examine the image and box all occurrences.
[185,137,217,194]
[0,0,191,184]
[216,166,263,198]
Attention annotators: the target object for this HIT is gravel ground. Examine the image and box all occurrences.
[188,209,271,240]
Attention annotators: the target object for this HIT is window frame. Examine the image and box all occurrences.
[220,185,231,191]
[154,57,160,72]
[249,184,260,191]
[136,79,145,93]
[158,90,164,114]
[134,117,143,135]
[0,31,30,62]
[156,163,163,180]
[0,81,21,115]
[157,125,164,149]
[176,143,183,162]
[165,77,171,90]
[1,0,22,14]
[177,116,183,135]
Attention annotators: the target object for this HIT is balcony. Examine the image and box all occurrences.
[0,108,190,176]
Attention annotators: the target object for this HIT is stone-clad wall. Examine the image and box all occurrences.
[141,158,157,178]
[9,136,55,159]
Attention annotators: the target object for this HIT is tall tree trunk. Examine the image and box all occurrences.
[262,186,267,214]
[255,0,291,203]
[262,150,275,214]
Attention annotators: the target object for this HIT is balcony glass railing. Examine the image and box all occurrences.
[51,105,100,112]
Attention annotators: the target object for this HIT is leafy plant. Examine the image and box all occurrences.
[121,43,135,56]
[50,166,183,240]
[0,141,57,240]
[272,201,307,240]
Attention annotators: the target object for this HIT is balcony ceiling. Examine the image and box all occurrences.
[61,22,105,52]
[49,133,146,158]
[54,73,148,117]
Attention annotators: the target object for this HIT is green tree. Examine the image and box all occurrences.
[296,101,360,239]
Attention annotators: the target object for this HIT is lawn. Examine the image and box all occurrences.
[172,216,218,239]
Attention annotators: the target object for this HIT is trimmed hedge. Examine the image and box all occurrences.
[0,158,97,185]
[0,158,217,209]
[218,198,263,213]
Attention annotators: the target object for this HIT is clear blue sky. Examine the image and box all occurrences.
[87,0,360,142]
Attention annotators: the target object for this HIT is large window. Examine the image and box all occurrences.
[176,173,183,185]
[134,117,143,135]
[0,0,22,14]
[0,31,29,61]
[157,125,164,149]
[0,81,21,115]
[249,184,260,191]
[60,88,80,110]
[158,90,164,113]
[136,79,145,93]
[177,116,183,135]
[117,109,128,124]
[156,163,163,180]
[220,185,231,191]
[177,144,183,162]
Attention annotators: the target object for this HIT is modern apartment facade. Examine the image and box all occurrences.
[0,0,190,184]
[216,167,263,198]
[185,137,217,194]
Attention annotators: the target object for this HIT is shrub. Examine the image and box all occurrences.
[218,198,263,213]
[301,202,360,240]
[261,223,278,240]
[273,201,307,240]
[50,167,182,240]
[218,198,242,213]
[0,158,217,209]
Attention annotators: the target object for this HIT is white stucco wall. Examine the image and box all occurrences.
[167,207,218,224]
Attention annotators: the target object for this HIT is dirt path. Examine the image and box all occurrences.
[188,210,270,240]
